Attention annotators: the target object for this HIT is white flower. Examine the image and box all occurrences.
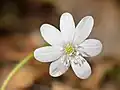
[34,12,102,79]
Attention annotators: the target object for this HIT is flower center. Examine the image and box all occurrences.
[65,44,74,55]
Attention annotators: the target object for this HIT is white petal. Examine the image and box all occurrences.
[74,16,94,45]
[60,12,75,43]
[40,24,63,46]
[71,56,91,79]
[79,39,102,57]
[49,56,70,77]
[34,46,62,62]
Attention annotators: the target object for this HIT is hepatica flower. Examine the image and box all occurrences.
[34,12,102,79]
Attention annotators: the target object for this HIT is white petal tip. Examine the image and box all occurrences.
[34,48,45,62]
[40,24,49,32]
[97,40,103,54]
[34,49,40,61]
[85,16,94,19]
[62,12,71,15]
[49,72,60,77]
[49,69,61,77]
[85,16,94,23]
[61,12,73,18]
[92,40,103,56]
[79,71,91,79]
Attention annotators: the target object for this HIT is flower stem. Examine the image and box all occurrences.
[0,52,34,90]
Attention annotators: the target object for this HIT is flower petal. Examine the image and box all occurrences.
[34,46,62,62]
[49,56,70,77]
[40,24,63,46]
[60,12,75,43]
[74,16,94,45]
[71,56,91,79]
[79,39,102,57]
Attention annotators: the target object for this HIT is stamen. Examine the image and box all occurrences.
[73,56,79,64]
[81,59,85,64]
[61,55,70,67]
[73,56,86,66]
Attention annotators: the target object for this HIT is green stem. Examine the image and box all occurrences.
[0,52,34,90]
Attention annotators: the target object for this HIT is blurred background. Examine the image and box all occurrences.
[0,0,120,90]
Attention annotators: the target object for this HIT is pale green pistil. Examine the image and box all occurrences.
[65,44,74,55]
